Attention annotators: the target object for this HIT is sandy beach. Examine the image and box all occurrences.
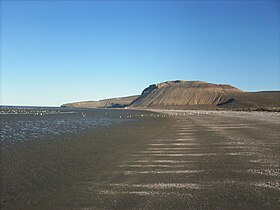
[1,110,280,209]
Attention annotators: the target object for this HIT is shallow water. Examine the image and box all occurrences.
[0,106,145,143]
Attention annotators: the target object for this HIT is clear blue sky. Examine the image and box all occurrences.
[1,0,279,106]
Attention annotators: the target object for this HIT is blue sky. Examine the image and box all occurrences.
[1,0,279,106]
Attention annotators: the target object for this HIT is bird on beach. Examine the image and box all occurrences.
[82,112,86,117]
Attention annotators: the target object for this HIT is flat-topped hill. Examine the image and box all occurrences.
[129,80,243,108]
[61,80,280,111]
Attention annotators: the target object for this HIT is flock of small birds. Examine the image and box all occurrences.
[0,108,219,118]
[117,111,218,119]
[0,108,75,115]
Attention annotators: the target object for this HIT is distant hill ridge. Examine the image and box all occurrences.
[62,95,139,108]
[61,80,280,111]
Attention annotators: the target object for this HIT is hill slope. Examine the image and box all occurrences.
[61,95,139,108]
[61,80,280,110]
[218,91,280,109]
[129,80,242,108]
[129,80,280,110]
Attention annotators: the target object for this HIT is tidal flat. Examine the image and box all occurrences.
[1,108,280,209]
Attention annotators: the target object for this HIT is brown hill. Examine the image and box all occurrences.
[129,80,242,108]
[61,80,280,111]
[61,95,139,108]
[129,80,280,110]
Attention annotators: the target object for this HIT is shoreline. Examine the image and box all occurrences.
[1,108,280,209]
[128,108,280,124]
[0,112,173,209]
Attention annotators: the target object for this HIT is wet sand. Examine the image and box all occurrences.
[1,111,280,209]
